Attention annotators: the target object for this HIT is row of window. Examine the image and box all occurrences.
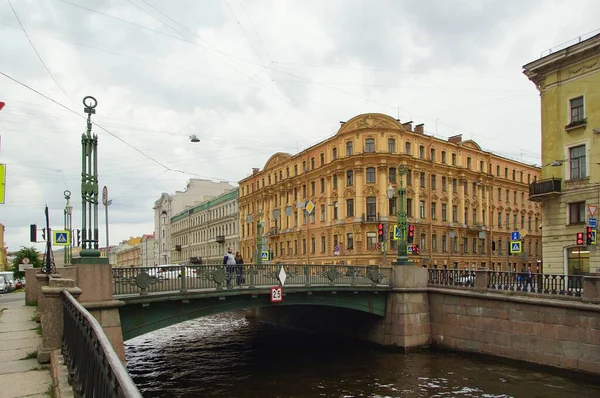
[241,196,539,237]
[174,243,238,260]
[172,222,237,247]
[172,203,238,233]
[242,168,531,218]
[241,233,540,260]
[243,139,537,195]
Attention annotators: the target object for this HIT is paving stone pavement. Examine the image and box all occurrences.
[0,300,52,398]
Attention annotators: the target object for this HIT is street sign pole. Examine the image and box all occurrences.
[506,240,510,271]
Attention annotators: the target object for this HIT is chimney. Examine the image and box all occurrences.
[402,120,413,131]
[448,134,462,144]
[415,123,424,134]
[252,168,259,175]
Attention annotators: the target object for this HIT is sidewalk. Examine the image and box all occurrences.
[0,299,52,398]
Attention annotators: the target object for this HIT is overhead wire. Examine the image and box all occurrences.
[6,0,76,105]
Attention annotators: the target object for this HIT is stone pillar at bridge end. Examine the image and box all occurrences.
[72,260,127,363]
[377,266,431,350]
[38,277,81,364]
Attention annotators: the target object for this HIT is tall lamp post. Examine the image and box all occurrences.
[389,165,410,265]
[63,190,73,265]
[256,209,263,266]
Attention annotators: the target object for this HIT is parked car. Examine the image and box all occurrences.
[0,276,9,293]
[15,280,23,290]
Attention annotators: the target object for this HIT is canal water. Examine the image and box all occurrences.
[125,312,600,398]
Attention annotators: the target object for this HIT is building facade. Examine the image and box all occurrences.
[115,237,142,267]
[140,234,157,267]
[153,179,236,265]
[238,113,542,270]
[524,32,600,275]
[171,188,239,264]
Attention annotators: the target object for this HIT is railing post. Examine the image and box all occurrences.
[304,265,310,286]
[249,264,256,288]
[37,277,81,364]
[180,266,187,293]
[583,275,600,303]
[474,270,490,291]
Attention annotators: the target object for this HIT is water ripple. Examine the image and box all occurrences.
[126,312,600,398]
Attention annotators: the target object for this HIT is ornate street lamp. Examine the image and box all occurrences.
[63,190,73,265]
[389,165,410,265]
[256,209,263,266]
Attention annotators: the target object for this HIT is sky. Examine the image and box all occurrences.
[0,0,598,253]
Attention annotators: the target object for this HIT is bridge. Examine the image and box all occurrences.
[28,264,600,397]
[112,264,392,340]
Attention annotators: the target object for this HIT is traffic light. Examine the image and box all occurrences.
[376,242,381,250]
[586,226,593,245]
[407,224,415,243]
[41,228,46,241]
[377,223,384,242]
[576,232,584,245]
[412,244,420,255]
[30,224,37,242]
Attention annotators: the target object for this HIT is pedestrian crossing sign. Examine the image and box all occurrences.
[53,230,71,246]
[261,251,269,260]
[393,225,403,240]
[510,240,522,254]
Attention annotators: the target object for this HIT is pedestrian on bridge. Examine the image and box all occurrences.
[223,248,236,287]
[235,251,245,286]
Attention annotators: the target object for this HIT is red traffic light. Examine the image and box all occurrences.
[586,227,593,245]
[377,223,384,235]
[576,232,584,245]
[412,244,420,255]
[407,224,415,243]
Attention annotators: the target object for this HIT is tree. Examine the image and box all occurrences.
[11,246,43,279]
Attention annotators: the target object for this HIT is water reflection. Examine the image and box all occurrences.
[125,312,600,398]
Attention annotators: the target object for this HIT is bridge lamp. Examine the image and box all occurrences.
[389,165,410,266]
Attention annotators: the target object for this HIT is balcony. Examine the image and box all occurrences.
[215,235,225,243]
[529,178,561,201]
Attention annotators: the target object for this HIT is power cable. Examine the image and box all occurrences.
[7,0,76,105]
[0,70,171,170]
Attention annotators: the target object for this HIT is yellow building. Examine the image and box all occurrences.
[524,32,600,275]
[238,113,542,270]
[115,237,143,267]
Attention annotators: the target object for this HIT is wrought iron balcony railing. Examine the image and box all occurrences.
[529,178,561,201]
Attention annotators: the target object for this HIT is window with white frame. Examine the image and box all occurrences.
[569,144,586,179]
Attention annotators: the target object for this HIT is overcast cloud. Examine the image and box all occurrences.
[0,0,598,252]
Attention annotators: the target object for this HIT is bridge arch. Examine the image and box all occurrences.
[119,289,387,341]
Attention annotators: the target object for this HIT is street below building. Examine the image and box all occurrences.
[125,311,600,397]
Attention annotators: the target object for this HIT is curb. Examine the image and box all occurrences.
[50,349,75,398]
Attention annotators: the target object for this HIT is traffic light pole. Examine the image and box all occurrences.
[392,166,410,266]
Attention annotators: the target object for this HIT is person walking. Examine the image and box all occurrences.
[223,247,236,287]
[235,251,244,286]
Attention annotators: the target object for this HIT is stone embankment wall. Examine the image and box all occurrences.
[429,289,600,375]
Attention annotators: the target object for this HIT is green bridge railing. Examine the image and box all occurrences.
[112,264,392,296]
